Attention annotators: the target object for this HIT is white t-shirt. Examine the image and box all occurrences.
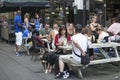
[98,31,109,43]
[72,33,88,62]
[58,36,67,46]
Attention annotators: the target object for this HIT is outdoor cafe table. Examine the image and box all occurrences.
[58,42,120,79]
[58,42,120,58]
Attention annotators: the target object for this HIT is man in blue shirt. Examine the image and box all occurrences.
[14,10,23,56]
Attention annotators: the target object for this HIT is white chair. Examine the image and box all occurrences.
[22,37,32,55]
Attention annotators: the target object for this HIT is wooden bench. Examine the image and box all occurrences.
[71,57,120,79]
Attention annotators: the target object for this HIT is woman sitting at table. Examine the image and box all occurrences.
[96,26,109,43]
[46,25,71,74]
[54,25,71,49]
[53,25,71,74]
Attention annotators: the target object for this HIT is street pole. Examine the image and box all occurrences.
[50,0,54,26]
[74,0,87,27]
[103,0,106,27]
[83,0,86,27]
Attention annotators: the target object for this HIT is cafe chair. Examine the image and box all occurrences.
[22,37,32,55]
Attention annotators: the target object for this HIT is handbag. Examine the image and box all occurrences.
[73,49,90,65]
[81,53,90,65]
[72,40,90,65]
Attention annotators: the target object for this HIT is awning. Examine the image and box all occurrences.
[0,0,50,13]
[0,7,19,13]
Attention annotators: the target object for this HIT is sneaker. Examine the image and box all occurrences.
[45,69,48,73]
[55,72,64,79]
[63,71,69,79]
[16,52,22,56]
[55,73,60,77]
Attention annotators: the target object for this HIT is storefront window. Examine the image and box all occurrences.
[90,0,120,27]
[90,0,104,25]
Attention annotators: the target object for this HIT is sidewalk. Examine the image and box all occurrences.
[0,42,120,80]
[0,42,80,80]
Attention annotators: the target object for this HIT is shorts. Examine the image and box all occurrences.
[15,32,22,46]
[59,54,81,65]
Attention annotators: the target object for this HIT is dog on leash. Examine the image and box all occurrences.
[41,51,57,73]
[29,46,49,72]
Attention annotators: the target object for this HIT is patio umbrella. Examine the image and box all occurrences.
[0,0,50,13]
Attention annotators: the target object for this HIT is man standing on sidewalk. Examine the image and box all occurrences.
[14,10,23,56]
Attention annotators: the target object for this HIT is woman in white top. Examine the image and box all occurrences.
[46,25,70,73]
[96,26,109,43]
[54,25,71,48]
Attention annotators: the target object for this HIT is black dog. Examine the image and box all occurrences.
[41,52,58,73]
